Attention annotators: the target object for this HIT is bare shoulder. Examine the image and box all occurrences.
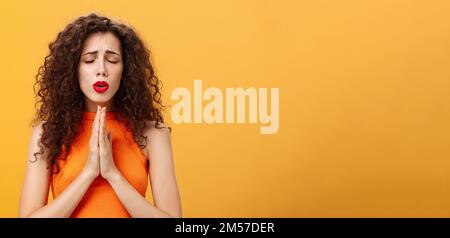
[29,120,45,145]
[145,121,171,139]
[31,120,45,132]
[28,120,47,163]
[143,121,172,158]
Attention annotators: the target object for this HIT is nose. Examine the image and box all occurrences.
[96,61,108,78]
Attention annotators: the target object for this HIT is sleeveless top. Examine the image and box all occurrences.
[51,111,149,218]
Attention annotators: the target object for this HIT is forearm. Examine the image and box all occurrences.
[107,173,174,218]
[26,171,96,218]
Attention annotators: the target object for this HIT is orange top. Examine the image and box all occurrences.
[51,111,149,218]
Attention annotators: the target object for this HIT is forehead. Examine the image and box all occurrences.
[81,32,121,52]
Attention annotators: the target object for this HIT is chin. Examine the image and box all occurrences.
[87,94,113,104]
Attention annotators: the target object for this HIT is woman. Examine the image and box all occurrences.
[19,13,182,218]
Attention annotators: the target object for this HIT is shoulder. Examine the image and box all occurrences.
[32,120,45,130]
[28,120,47,163]
[145,121,171,139]
[143,121,172,157]
[30,120,46,142]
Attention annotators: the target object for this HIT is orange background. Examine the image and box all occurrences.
[1,0,450,217]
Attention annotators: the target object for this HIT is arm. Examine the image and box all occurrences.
[19,122,97,218]
[106,125,182,218]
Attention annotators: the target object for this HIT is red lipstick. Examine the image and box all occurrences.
[93,81,109,93]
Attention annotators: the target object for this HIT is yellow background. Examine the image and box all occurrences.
[1,0,450,217]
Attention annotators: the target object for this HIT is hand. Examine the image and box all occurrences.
[83,105,101,179]
[98,107,120,181]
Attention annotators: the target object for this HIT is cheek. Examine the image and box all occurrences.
[78,65,95,93]
[110,65,123,89]
[78,65,91,83]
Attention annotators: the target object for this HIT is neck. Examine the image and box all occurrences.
[84,98,114,112]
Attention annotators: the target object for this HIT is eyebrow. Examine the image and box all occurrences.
[81,50,121,56]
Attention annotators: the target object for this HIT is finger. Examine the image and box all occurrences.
[107,132,112,143]
[96,106,102,142]
[104,110,109,145]
[100,108,106,147]
[102,107,107,134]
[91,105,101,145]
[91,105,99,134]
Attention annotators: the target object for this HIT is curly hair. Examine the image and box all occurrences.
[31,13,168,174]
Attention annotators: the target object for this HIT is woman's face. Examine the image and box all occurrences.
[78,31,123,111]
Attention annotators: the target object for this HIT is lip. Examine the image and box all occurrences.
[93,81,109,93]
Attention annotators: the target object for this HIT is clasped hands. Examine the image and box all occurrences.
[83,105,119,181]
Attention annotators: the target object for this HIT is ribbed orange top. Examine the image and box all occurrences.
[51,111,149,218]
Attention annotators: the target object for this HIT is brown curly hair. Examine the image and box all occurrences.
[31,13,168,174]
